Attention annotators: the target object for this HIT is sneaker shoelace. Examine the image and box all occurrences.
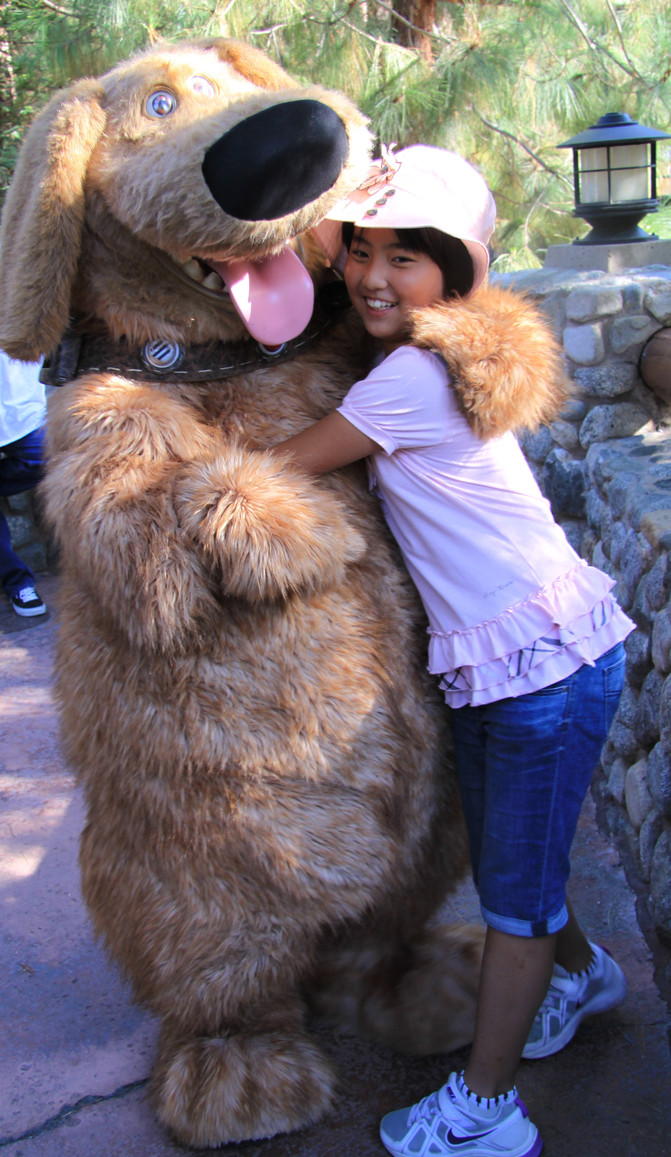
[533,955,597,1020]
[407,1090,442,1126]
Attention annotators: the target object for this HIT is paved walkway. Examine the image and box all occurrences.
[1,573,670,1156]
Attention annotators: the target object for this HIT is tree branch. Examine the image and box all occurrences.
[40,0,79,16]
[557,0,645,84]
[471,105,571,185]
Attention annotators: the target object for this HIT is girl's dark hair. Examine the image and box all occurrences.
[342,221,474,299]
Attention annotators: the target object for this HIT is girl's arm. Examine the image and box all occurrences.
[274,411,381,474]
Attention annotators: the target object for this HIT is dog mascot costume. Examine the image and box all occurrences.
[0,38,565,1149]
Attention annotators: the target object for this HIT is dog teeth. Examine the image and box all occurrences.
[202,270,224,290]
[181,258,206,282]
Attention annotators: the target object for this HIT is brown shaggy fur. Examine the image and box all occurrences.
[0,37,566,1149]
[410,288,569,439]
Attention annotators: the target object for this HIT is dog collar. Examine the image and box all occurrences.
[40,281,350,387]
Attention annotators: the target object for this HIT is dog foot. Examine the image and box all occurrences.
[151,1024,337,1147]
[312,922,485,1055]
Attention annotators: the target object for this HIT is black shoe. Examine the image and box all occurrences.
[10,586,47,617]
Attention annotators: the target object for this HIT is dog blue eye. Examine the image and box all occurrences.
[146,90,177,118]
[189,76,216,98]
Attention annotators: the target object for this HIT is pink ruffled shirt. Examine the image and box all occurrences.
[338,345,634,707]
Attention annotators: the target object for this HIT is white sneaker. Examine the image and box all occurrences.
[10,586,47,617]
[523,942,627,1059]
[380,1071,542,1157]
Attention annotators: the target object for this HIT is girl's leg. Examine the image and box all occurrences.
[380,647,627,1156]
[555,897,593,973]
[464,927,556,1097]
[454,644,627,1092]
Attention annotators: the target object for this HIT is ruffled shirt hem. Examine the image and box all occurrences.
[429,563,635,707]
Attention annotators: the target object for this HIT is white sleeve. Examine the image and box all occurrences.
[337,346,457,454]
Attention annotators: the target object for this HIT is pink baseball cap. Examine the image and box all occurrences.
[323,144,496,295]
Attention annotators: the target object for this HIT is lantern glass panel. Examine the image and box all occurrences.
[609,143,649,202]
[579,147,608,203]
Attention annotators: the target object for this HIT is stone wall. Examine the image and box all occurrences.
[493,259,671,947]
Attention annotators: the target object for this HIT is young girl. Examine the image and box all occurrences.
[273,145,634,1157]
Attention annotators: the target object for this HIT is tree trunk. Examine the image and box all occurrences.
[391,0,437,61]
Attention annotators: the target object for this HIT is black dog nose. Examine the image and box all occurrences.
[203,100,349,221]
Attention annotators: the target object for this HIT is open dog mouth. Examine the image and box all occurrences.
[173,247,315,346]
[180,256,226,293]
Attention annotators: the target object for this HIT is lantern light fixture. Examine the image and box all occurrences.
[558,112,670,246]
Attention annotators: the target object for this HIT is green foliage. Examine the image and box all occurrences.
[1,0,671,268]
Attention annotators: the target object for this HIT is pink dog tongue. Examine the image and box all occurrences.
[211,247,314,345]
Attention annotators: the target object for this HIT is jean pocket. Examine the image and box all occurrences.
[526,675,572,698]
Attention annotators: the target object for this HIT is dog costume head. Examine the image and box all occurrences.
[0,38,371,357]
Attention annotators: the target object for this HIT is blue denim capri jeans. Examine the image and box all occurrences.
[450,643,626,938]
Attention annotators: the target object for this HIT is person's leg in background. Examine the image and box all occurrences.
[0,427,47,616]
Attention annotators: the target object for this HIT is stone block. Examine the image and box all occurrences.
[586,489,606,535]
[603,753,628,804]
[580,526,598,561]
[647,741,671,818]
[609,519,627,568]
[614,681,638,729]
[629,492,671,537]
[565,287,623,322]
[573,362,638,399]
[536,294,566,339]
[622,284,644,311]
[639,809,663,880]
[633,554,668,623]
[558,518,583,553]
[652,605,671,675]
[624,758,653,831]
[579,403,654,448]
[640,509,671,552]
[560,396,588,423]
[633,668,663,748]
[610,315,660,357]
[604,473,639,521]
[608,717,640,763]
[591,542,617,581]
[564,323,604,366]
[624,627,652,689]
[645,287,671,325]
[660,672,671,752]
[543,449,586,519]
[550,418,580,451]
[519,426,553,464]
[618,529,652,610]
[651,830,671,937]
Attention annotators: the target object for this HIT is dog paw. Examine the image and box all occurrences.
[174,445,366,601]
[151,1025,336,1147]
[312,922,485,1056]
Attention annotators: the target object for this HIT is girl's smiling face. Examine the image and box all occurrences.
[343,227,445,353]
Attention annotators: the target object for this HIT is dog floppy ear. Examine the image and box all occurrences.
[0,77,106,361]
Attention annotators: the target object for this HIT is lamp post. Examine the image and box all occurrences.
[558,112,670,246]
